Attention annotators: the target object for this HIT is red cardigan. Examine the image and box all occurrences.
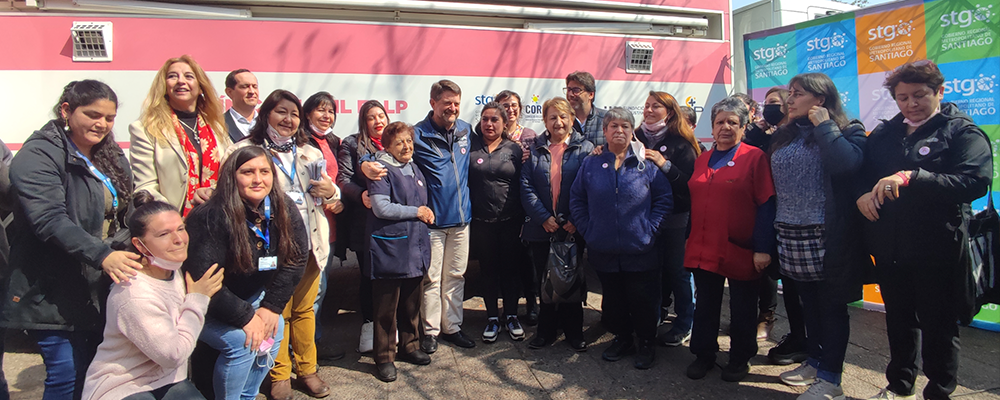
[684,144,775,281]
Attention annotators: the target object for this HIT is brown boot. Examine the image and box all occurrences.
[297,372,331,398]
[269,379,293,400]
[756,311,776,341]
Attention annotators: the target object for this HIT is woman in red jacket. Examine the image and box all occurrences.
[684,96,776,383]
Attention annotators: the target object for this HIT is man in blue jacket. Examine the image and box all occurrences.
[409,80,476,352]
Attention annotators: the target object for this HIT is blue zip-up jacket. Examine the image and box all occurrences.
[519,130,594,242]
[412,111,472,229]
[569,147,673,272]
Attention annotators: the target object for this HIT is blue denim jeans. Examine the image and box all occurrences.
[796,279,850,385]
[199,290,285,400]
[31,330,101,400]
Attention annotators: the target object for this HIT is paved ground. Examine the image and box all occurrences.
[3,253,999,400]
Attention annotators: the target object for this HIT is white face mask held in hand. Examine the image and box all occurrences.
[138,239,184,271]
[630,136,647,172]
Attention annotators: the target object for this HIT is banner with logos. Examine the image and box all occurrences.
[745,0,1000,331]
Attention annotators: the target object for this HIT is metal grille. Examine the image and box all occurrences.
[625,41,653,74]
[71,22,113,62]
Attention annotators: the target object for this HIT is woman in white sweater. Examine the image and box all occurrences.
[82,191,224,400]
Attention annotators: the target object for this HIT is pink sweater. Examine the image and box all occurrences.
[82,272,210,400]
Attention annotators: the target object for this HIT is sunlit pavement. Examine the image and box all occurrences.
[4,252,998,399]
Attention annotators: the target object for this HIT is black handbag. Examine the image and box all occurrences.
[966,189,1000,321]
[540,235,586,304]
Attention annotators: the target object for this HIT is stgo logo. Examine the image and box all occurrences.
[752,43,789,62]
[868,20,915,42]
[940,4,993,28]
[806,32,848,52]
[944,74,996,96]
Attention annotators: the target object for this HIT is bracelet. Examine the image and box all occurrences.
[895,171,910,187]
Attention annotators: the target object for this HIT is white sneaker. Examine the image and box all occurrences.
[780,362,818,386]
[797,379,845,400]
[357,320,374,353]
[867,388,916,400]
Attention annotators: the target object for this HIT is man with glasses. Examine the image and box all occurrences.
[564,71,608,146]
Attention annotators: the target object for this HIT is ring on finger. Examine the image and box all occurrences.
[884,184,892,191]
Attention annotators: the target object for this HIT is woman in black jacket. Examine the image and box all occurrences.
[769,73,867,400]
[337,100,389,353]
[856,60,991,400]
[1,80,136,399]
[469,102,526,343]
[184,146,308,400]
[633,90,700,347]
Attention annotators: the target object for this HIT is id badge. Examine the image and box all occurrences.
[286,191,306,206]
[258,256,278,271]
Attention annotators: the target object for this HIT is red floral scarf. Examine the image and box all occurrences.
[172,112,221,215]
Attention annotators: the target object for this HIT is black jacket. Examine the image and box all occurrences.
[468,133,523,222]
[783,118,872,303]
[183,194,308,328]
[1,120,131,331]
[336,134,374,255]
[859,103,991,315]
[634,127,698,216]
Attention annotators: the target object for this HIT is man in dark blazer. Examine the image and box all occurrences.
[223,69,260,143]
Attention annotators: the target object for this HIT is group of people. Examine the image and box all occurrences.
[0,54,987,400]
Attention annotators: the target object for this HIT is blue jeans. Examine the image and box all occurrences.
[121,379,205,400]
[199,291,285,400]
[31,330,102,400]
[315,247,336,341]
[660,223,694,334]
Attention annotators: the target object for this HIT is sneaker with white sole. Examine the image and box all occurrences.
[358,320,374,353]
[797,378,844,400]
[483,318,501,343]
[866,388,916,400]
[506,316,525,341]
[780,362,818,386]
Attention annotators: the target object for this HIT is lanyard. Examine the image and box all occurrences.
[67,140,118,208]
[271,146,298,185]
[247,196,272,250]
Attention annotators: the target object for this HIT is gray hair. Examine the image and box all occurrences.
[602,107,634,131]
[710,97,749,127]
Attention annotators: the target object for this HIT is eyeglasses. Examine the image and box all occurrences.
[563,87,585,95]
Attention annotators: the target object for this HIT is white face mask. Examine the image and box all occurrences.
[138,239,185,271]
[630,137,647,172]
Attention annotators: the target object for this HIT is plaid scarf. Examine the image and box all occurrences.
[172,112,221,215]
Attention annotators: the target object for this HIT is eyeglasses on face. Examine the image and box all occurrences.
[563,87,585,95]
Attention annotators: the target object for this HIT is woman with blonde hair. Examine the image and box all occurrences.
[130,55,232,215]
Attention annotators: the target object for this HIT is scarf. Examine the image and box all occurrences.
[172,111,220,216]
[903,107,941,128]
[642,120,669,144]
[509,124,525,142]
[266,124,296,152]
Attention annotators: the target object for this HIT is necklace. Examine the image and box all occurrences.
[178,119,201,145]
[178,119,197,134]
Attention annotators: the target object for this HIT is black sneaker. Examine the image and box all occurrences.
[441,330,477,348]
[686,355,716,380]
[634,339,656,370]
[601,336,636,362]
[768,333,808,365]
[506,316,525,341]
[721,360,750,382]
[528,334,555,349]
[420,335,438,354]
[482,318,501,343]
[658,329,692,347]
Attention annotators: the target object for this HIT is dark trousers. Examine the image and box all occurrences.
[781,277,807,341]
[121,379,205,400]
[796,279,850,384]
[518,243,537,313]
[472,219,523,317]
[759,273,779,315]
[597,269,661,341]
[529,240,584,341]
[878,263,960,399]
[659,224,695,333]
[371,276,423,364]
[359,251,374,321]
[689,269,760,364]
